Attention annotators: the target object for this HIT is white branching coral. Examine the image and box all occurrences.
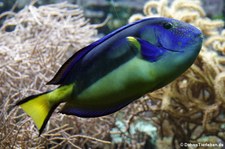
[0,2,113,148]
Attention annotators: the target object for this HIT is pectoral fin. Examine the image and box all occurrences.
[127,36,167,62]
[138,38,167,62]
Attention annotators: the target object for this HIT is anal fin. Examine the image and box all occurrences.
[60,98,135,118]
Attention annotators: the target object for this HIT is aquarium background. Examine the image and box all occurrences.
[0,0,225,149]
[0,0,225,34]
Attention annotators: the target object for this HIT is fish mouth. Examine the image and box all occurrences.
[199,33,204,39]
[198,33,204,44]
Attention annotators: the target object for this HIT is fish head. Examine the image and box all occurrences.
[137,17,203,88]
[140,17,203,53]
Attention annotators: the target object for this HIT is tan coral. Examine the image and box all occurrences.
[0,2,113,148]
[124,0,225,148]
[205,30,225,54]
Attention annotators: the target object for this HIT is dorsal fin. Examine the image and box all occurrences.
[47,43,97,84]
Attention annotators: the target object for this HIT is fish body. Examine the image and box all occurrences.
[17,17,203,133]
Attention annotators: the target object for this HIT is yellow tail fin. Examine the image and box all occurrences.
[17,84,74,134]
[16,91,59,134]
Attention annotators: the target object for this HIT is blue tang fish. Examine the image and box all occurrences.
[16,17,203,134]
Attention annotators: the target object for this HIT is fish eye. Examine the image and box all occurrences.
[163,22,173,29]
